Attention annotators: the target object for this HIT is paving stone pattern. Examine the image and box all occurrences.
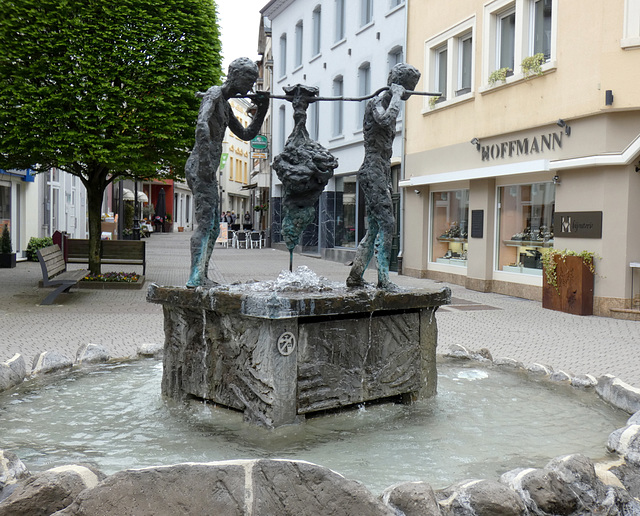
[1,231,639,387]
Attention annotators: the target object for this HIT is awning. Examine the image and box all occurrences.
[122,188,149,202]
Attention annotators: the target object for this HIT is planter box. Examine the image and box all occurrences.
[0,253,16,268]
[542,255,594,315]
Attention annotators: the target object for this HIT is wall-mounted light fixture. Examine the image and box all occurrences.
[556,119,571,136]
[470,138,480,151]
[414,189,421,195]
[605,90,614,106]
[552,175,561,185]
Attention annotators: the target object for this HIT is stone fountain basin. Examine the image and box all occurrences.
[147,283,450,428]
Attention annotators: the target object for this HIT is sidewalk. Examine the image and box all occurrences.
[1,230,639,388]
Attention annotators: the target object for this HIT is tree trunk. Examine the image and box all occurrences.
[85,169,109,275]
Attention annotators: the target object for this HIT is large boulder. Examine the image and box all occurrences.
[0,465,104,516]
[597,375,640,414]
[436,479,526,515]
[31,351,73,376]
[608,424,640,466]
[0,450,29,502]
[75,344,111,365]
[0,354,26,392]
[55,459,394,516]
[381,481,442,515]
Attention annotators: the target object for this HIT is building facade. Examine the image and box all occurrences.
[261,0,407,264]
[401,0,640,317]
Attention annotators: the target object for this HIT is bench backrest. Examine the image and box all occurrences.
[66,239,145,261]
[37,245,66,279]
[101,240,145,261]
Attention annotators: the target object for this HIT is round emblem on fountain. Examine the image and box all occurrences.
[277,332,296,356]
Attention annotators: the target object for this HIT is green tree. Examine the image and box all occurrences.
[0,0,222,273]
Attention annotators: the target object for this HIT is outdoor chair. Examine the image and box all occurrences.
[250,231,261,249]
[235,231,249,249]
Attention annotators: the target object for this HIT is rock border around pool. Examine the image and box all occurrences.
[2,344,640,515]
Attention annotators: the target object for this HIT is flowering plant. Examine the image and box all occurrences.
[254,203,269,212]
[82,272,140,283]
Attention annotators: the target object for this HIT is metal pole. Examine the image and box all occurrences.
[133,178,140,240]
[235,87,441,103]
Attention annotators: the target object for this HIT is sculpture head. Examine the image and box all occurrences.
[226,57,260,95]
[388,63,421,99]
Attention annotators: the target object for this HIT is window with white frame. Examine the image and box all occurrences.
[425,17,475,105]
[332,76,344,136]
[388,46,403,71]
[390,0,404,7]
[497,7,516,72]
[335,0,345,42]
[530,0,552,59]
[622,0,640,48]
[361,0,373,26]
[434,45,448,101]
[309,100,320,141]
[312,6,322,56]
[278,105,286,152]
[357,63,371,127]
[295,21,303,68]
[483,0,557,85]
[279,34,287,77]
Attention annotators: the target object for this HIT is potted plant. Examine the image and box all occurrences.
[521,53,545,79]
[1,224,16,268]
[542,248,597,315]
[488,67,512,86]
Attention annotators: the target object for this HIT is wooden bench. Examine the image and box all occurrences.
[66,239,146,275]
[37,245,88,305]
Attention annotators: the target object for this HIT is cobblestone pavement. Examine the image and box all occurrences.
[1,231,639,387]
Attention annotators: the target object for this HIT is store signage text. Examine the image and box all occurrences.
[481,131,564,162]
[555,211,602,239]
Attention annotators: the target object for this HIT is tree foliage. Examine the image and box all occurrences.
[0,0,222,272]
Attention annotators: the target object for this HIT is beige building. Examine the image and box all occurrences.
[401,0,640,318]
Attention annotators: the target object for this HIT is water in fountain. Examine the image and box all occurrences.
[0,358,627,494]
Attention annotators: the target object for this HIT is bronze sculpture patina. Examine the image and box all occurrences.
[185,58,269,288]
[273,84,338,271]
[346,63,421,290]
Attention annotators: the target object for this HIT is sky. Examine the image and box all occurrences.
[216,0,268,74]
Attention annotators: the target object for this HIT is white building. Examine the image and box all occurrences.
[261,0,408,264]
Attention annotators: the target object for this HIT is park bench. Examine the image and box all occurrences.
[36,245,88,305]
[66,239,146,275]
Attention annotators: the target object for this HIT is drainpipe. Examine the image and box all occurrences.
[398,0,410,275]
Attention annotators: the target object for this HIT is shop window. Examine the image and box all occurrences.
[425,17,475,108]
[431,189,469,267]
[497,182,555,276]
[335,175,358,248]
[0,184,10,228]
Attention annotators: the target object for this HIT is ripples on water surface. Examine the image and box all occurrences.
[0,358,627,493]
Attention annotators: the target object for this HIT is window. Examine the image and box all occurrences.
[229,158,234,180]
[361,0,373,26]
[334,175,360,248]
[434,45,448,102]
[332,76,343,136]
[483,0,557,85]
[497,8,516,71]
[390,0,404,7]
[295,21,303,68]
[530,0,552,59]
[425,17,475,106]
[458,33,472,95]
[357,63,371,127]
[388,46,403,71]
[335,0,345,42]
[279,34,287,77]
[279,105,286,152]
[309,100,320,141]
[496,182,555,276]
[431,190,469,267]
[312,6,322,56]
[622,0,640,48]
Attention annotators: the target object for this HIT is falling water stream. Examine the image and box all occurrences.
[0,357,627,494]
